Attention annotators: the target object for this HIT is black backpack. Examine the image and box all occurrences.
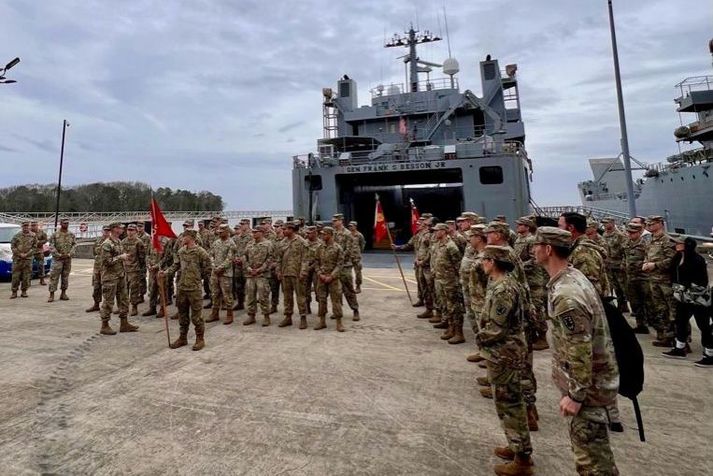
[602,298,646,441]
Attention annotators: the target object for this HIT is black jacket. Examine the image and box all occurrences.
[671,237,708,288]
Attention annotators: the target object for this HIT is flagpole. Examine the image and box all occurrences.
[377,194,413,304]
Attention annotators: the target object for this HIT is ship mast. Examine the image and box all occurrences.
[385,25,441,93]
[607,0,637,218]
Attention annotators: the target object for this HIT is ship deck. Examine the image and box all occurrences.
[1,257,711,475]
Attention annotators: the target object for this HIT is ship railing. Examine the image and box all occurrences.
[642,147,713,174]
[369,77,459,99]
[675,75,713,98]
[538,206,630,223]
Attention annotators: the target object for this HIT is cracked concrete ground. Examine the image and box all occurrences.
[1,256,711,475]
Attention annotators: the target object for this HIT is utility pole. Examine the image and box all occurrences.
[54,120,70,230]
[607,0,637,218]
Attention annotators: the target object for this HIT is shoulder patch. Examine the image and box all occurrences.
[562,314,576,332]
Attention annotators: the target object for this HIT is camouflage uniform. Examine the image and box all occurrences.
[232,230,252,308]
[644,232,677,340]
[432,237,464,328]
[10,229,36,294]
[32,228,48,280]
[403,230,434,310]
[603,228,628,306]
[90,235,106,305]
[267,235,282,311]
[334,227,359,313]
[451,231,468,254]
[165,245,212,334]
[210,236,237,308]
[99,237,129,320]
[146,245,163,311]
[624,234,649,327]
[302,236,321,312]
[136,228,151,297]
[514,232,549,341]
[48,229,77,294]
[315,240,343,319]
[244,238,273,316]
[547,266,620,476]
[468,249,488,334]
[460,242,477,323]
[278,235,308,317]
[352,230,365,290]
[162,238,177,302]
[478,272,531,456]
[121,235,146,306]
[569,235,610,298]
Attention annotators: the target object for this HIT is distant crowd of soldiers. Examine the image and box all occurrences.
[395,210,711,475]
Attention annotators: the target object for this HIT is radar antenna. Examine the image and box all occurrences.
[385,26,441,92]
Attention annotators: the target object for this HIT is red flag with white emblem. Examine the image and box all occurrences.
[150,198,177,251]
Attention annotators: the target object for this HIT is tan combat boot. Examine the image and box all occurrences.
[479,386,493,399]
[476,376,490,387]
[156,308,165,318]
[467,352,484,363]
[86,302,100,313]
[493,454,534,476]
[262,314,271,327]
[60,290,69,301]
[170,332,188,349]
[417,309,433,319]
[130,304,138,316]
[243,314,256,326]
[205,307,220,323]
[39,277,46,285]
[527,405,539,432]
[142,307,157,316]
[448,322,465,344]
[119,317,139,332]
[494,447,515,461]
[10,291,17,299]
[299,316,307,329]
[278,315,293,327]
[428,312,441,324]
[223,309,234,325]
[352,310,360,322]
[440,321,455,340]
[20,290,28,298]
[47,292,55,303]
[335,318,345,332]
[192,328,205,351]
[314,315,327,330]
[100,321,117,336]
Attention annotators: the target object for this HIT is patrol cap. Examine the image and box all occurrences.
[474,216,487,225]
[516,217,535,228]
[646,215,664,224]
[183,229,198,238]
[126,223,137,231]
[233,224,241,230]
[284,221,298,230]
[260,219,270,225]
[240,218,250,224]
[274,219,284,226]
[30,221,38,225]
[456,216,466,222]
[321,226,335,235]
[461,212,479,220]
[445,220,455,225]
[421,213,433,219]
[626,223,643,233]
[469,224,486,238]
[60,218,69,224]
[109,222,123,229]
[349,221,358,227]
[485,221,510,235]
[534,226,572,247]
[102,225,111,231]
[182,220,194,227]
[304,225,317,232]
[482,245,513,264]
[331,214,344,221]
[21,221,30,226]
[431,223,448,231]
[198,221,205,227]
[251,227,263,233]
[218,223,230,231]
[495,215,507,222]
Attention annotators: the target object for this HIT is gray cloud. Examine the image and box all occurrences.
[0,0,711,209]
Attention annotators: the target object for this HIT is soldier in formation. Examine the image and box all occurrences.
[332,214,360,321]
[276,222,308,329]
[30,221,48,286]
[98,222,139,335]
[47,218,77,302]
[207,223,237,325]
[314,226,345,331]
[10,222,36,299]
[243,226,273,326]
[86,225,111,312]
[348,221,365,294]
[121,223,145,315]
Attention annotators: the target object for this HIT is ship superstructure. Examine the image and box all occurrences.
[292,26,532,247]
[578,40,713,236]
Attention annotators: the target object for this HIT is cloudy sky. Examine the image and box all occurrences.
[1,0,711,210]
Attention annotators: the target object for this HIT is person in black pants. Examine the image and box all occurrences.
[662,237,713,367]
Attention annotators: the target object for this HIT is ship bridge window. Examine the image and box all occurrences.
[479,166,503,185]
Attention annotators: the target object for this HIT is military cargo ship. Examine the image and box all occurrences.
[578,40,713,237]
[291,26,532,247]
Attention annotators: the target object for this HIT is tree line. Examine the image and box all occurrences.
[0,182,224,212]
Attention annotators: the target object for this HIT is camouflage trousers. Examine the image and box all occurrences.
[139,267,147,296]
[434,279,464,326]
[486,361,532,455]
[607,266,627,305]
[647,278,675,338]
[626,278,649,326]
[529,289,549,340]
[246,276,270,315]
[147,271,160,309]
[176,287,204,334]
[210,272,234,308]
[34,253,46,278]
[49,258,71,293]
[303,269,318,311]
[100,278,128,321]
[282,275,306,316]
[521,349,537,405]
[232,266,246,304]
[339,266,359,311]
[569,406,619,475]
[317,277,342,318]
[165,271,175,301]
[91,268,102,304]
[11,259,32,292]
[354,260,362,288]
[460,269,473,322]
[416,265,434,310]
[126,270,143,306]
[268,272,280,308]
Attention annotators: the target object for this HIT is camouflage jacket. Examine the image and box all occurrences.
[11,231,37,262]
[514,234,548,297]
[415,231,432,266]
[167,245,212,291]
[624,236,647,281]
[92,235,106,271]
[232,232,253,265]
[211,237,237,277]
[199,228,213,250]
[161,238,176,270]
[401,231,421,253]
[100,237,126,281]
[568,236,610,297]
[278,235,308,277]
[302,238,321,275]
[121,236,146,272]
[353,231,366,253]
[333,228,357,268]
[315,241,343,278]
[459,243,477,279]
[546,266,619,407]
[33,230,48,254]
[645,232,676,282]
[136,230,151,266]
[603,229,626,268]
[244,239,273,278]
[477,273,528,367]
[432,238,462,282]
[147,246,162,271]
[469,251,488,315]
[451,232,468,254]
[513,234,534,264]
[50,230,77,260]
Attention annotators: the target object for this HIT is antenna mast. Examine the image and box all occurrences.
[385,26,441,92]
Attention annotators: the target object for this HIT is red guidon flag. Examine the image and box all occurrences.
[374,195,388,243]
[150,197,177,251]
[409,198,420,235]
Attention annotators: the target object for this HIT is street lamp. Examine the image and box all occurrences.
[0,57,21,84]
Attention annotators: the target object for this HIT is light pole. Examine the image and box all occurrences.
[0,57,20,84]
[54,120,70,230]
